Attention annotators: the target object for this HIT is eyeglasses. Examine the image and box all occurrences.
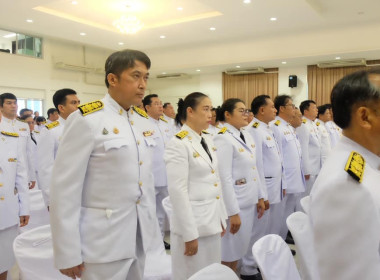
[237,109,250,115]
[284,104,295,109]
[151,102,163,106]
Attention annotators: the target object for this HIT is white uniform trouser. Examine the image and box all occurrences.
[266,201,286,238]
[304,175,318,196]
[0,225,18,273]
[155,187,169,238]
[81,222,145,280]
[279,193,303,239]
[240,208,269,276]
[171,232,221,280]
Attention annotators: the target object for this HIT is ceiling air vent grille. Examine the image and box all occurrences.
[225,67,265,75]
[317,59,366,68]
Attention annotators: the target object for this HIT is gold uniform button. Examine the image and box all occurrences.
[136,199,140,204]
[254,178,257,181]
[130,121,134,125]
[216,196,220,200]
[211,170,215,174]
[119,109,123,115]
[139,181,143,187]
[252,167,255,170]
[139,161,143,165]
[137,140,140,145]
[0,183,3,187]
[214,183,218,187]
[0,196,4,201]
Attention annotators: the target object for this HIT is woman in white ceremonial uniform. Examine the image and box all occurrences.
[164,92,228,280]
[213,98,265,273]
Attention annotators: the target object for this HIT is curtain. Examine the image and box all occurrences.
[222,68,278,107]
[307,60,380,105]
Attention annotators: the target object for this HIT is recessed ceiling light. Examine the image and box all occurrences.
[3,33,16,38]
[282,61,287,64]
[236,65,241,68]
[160,35,166,39]
[79,32,86,36]
[177,7,183,11]
[118,42,124,45]
[335,56,341,60]
[72,1,78,5]
[196,69,201,72]
[26,19,33,23]
[209,27,216,31]
[243,0,251,3]
[270,17,277,21]
[162,72,166,74]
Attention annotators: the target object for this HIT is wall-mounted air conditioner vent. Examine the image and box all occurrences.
[317,59,366,68]
[55,62,96,72]
[156,73,190,79]
[225,67,265,75]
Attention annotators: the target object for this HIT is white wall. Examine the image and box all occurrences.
[0,38,109,116]
[278,66,308,107]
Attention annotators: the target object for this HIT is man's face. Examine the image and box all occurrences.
[59,94,80,119]
[146,97,163,120]
[290,109,303,128]
[261,98,277,123]
[0,98,18,119]
[108,60,149,110]
[305,103,318,120]
[25,116,34,131]
[49,111,59,121]
[319,109,331,123]
[163,104,176,119]
[282,99,296,120]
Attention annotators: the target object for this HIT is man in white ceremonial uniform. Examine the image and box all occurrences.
[50,49,156,280]
[37,89,80,207]
[324,104,342,148]
[310,69,380,279]
[143,94,174,250]
[0,95,30,280]
[242,95,285,280]
[296,100,321,195]
[163,102,176,128]
[271,95,305,240]
[46,108,59,124]
[315,104,332,165]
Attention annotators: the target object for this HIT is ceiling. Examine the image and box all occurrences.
[1,0,380,75]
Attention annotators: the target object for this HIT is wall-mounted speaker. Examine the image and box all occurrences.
[289,75,297,88]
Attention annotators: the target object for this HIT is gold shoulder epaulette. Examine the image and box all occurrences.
[316,121,320,126]
[1,131,19,137]
[133,106,149,119]
[274,120,281,126]
[344,151,365,183]
[160,116,168,123]
[176,130,188,139]
[302,119,307,124]
[252,122,259,128]
[78,100,104,116]
[45,121,60,130]
[34,130,40,134]
[17,118,26,123]
[202,130,209,134]
[218,127,227,134]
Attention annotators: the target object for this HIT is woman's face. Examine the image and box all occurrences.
[226,102,248,130]
[211,110,217,126]
[188,97,213,131]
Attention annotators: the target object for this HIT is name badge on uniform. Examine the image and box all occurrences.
[193,152,200,158]
[8,158,17,162]
[212,147,217,151]
[235,178,247,185]
[143,131,153,137]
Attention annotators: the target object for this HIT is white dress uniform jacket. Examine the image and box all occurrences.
[325,120,341,148]
[50,94,156,270]
[37,116,66,206]
[296,117,322,176]
[310,136,380,280]
[0,128,29,230]
[214,123,262,261]
[315,119,332,165]
[246,118,283,204]
[271,117,305,194]
[164,124,228,242]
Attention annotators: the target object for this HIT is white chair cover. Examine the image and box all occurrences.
[286,212,320,280]
[19,189,49,234]
[144,253,172,280]
[252,234,301,280]
[300,195,310,215]
[188,263,239,280]
[13,225,70,280]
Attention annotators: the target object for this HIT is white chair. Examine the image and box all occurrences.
[19,189,50,233]
[252,234,301,280]
[286,212,320,280]
[300,195,310,215]
[188,263,239,280]
[144,252,172,280]
[13,224,70,280]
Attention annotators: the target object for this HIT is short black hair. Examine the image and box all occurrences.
[317,104,329,118]
[220,98,245,122]
[20,114,33,121]
[0,93,17,107]
[47,108,58,117]
[299,100,316,115]
[142,94,158,111]
[163,102,171,109]
[274,95,292,115]
[331,68,380,129]
[36,116,46,123]
[105,49,151,88]
[19,108,32,116]
[251,95,270,115]
[53,88,77,113]
[177,92,208,121]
